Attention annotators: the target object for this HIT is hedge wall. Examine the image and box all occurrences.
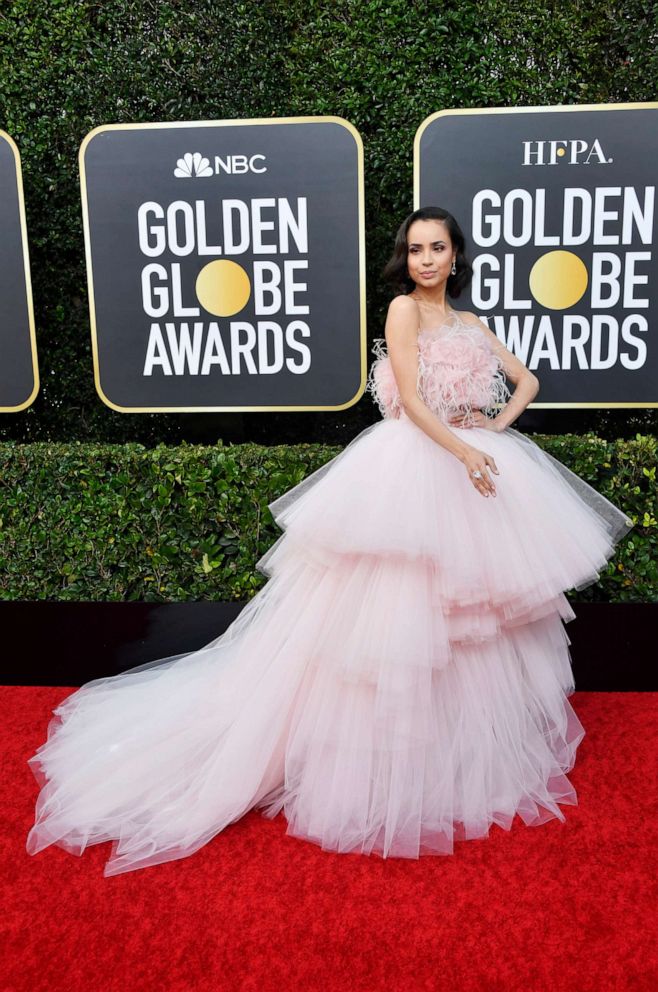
[1,0,657,447]
[0,432,654,603]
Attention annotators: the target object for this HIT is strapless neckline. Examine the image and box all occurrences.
[417,309,463,335]
[365,308,511,424]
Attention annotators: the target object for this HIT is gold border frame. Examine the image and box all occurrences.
[79,116,366,413]
[0,130,40,412]
[414,102,658,410]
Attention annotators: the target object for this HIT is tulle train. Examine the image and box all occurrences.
[25,417,632,874]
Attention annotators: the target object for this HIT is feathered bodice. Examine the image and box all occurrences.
[365,309,512,427]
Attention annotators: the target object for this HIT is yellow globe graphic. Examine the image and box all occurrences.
[196,260,251,317]
[529,250,588,310]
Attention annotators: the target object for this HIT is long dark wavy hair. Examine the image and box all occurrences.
[382,206,473,298]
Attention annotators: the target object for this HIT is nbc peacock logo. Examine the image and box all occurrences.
[173,152,268,178]
[174,152,213,178]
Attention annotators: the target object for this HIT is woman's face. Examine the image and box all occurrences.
[406,219,454,290]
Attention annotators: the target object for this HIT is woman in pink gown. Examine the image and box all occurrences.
[26,206,634,876]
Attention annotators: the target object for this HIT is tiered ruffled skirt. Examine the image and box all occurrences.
[26,417,633,874]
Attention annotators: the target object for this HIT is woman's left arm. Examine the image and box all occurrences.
[459,311,540,432]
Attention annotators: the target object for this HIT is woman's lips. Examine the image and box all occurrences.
[421,272,435,278]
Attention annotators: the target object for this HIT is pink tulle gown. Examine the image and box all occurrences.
[26,309,634,876]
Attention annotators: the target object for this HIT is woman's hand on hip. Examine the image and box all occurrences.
[448,408,500,431]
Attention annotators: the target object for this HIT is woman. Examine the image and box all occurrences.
[26,206,634,876]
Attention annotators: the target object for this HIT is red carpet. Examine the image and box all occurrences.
[4,686,657,991]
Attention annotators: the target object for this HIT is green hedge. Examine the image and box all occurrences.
[0,0,656,445]
[0,433,654,603]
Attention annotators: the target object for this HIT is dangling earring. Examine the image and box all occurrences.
[451,259,457,276]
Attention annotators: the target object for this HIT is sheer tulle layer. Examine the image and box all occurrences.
[26,419,631,874]
[257,607,586,857]
[27,545,585,874]
[258,418,633,613]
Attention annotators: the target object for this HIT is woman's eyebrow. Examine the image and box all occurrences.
[408,240,446,247]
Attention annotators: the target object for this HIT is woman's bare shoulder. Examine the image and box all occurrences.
[458,309,493,335]
[387,294,419,316]
[385,295,420,339]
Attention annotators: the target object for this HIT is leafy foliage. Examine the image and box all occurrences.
[0,432,653,603]
[0,0,656,445]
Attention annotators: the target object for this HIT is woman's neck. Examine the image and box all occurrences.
[408,289,453,322]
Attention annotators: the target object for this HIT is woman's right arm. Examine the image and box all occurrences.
[385,296,499,498]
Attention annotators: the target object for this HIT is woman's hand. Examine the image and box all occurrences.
[448,408,501,431]
[460,445,499,498]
